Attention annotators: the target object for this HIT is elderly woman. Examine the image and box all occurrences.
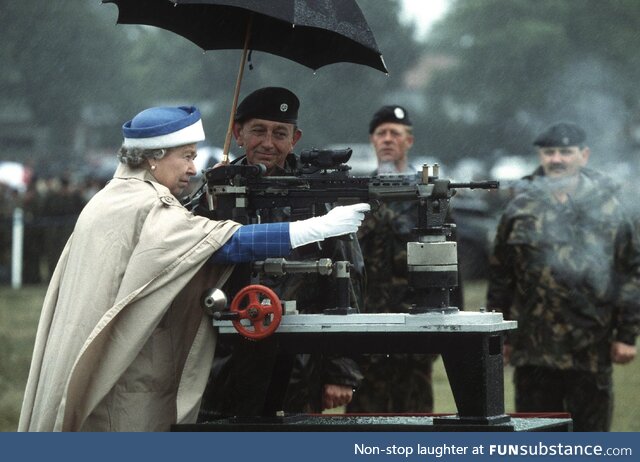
[19,106,368,432]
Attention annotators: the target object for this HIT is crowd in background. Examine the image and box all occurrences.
[0,173,108,285]
[1,155,638,288]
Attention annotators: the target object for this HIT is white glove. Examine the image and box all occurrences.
[289,203,371,249]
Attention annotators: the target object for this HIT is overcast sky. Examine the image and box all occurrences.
[400,0,448,40]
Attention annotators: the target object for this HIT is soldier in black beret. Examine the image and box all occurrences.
[368,104,413,134]
[200,88,365,419]
[487,121,639,431]
[231,87,302,174]
[533,121,587,148]
[234,86,300,125]
[530,121,590,185]
[347,104,464,415]
[367,105,414,174]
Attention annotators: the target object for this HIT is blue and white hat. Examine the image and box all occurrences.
[122,106,205,149]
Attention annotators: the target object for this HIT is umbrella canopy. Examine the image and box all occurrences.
[103,0,388,160]
[105,0,387,72]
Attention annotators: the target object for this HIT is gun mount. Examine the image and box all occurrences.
[194,148,498,313]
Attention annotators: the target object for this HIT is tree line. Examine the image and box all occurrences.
[2,0,639,174]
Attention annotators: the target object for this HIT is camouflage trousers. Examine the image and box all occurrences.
[514,365,613,432]
[346,354,436,413]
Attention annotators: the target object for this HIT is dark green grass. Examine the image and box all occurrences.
[0,285,45,432]
[432,280,640,432]
[1,282,638,431]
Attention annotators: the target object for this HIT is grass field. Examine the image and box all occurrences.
[1,281,639,431]
[0,285,44,432]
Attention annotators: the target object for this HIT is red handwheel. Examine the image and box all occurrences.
[230,284,283,340]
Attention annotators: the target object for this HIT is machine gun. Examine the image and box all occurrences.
[191,148,498,315]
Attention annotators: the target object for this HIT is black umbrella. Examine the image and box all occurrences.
[103,0,388,162]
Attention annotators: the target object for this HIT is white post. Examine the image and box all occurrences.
[11,207,23,289]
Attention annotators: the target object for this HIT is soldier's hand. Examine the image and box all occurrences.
[322,384,354,410]
[611,341,636,364]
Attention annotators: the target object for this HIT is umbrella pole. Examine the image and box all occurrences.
[221,15,253,164]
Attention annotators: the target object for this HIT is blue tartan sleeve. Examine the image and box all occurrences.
[211,222,292,263]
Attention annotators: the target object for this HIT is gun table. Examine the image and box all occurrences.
[175,312,572,432]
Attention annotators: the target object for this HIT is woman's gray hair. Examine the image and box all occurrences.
[117,146,167,167]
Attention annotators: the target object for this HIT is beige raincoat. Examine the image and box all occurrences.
[19,164,240,431]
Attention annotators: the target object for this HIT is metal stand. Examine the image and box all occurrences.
[170,312,572,432]
[220,312,514,425]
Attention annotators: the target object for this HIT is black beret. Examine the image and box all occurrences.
[235,87,299,125]
[369,105,412,134]
[533,122,586,147]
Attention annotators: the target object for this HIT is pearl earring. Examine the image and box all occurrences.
[151,165,157,171]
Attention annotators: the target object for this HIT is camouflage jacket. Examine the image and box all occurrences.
[487,168,640,372]
[354,193,461,362]
[358,199,415,313]
[358,191,463,312]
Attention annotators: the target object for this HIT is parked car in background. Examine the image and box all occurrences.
[450,191,500,281]
[449,156,533,281]
[489,155,537,189]
[450,158,488,183]
[0,161,31,193]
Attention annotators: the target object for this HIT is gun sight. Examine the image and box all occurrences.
[300,148,352,169]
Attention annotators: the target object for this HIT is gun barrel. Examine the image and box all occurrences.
[449,180,499,190]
